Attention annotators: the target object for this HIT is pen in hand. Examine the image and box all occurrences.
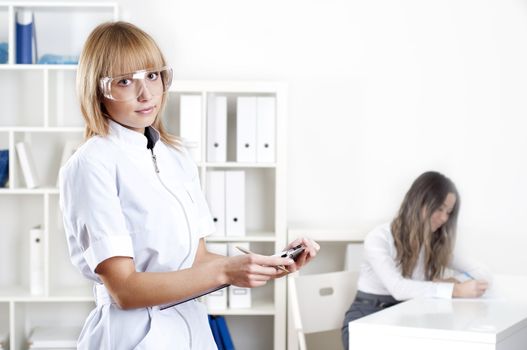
[235,246,289,273]
[463,271,475,280]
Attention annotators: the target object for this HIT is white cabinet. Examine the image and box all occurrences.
[0,3,117,350]
[1,2,288,348]
[164,82,287,349]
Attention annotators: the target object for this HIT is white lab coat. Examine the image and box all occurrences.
[59,120,217,349]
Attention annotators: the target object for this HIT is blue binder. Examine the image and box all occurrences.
[216,316,235,350]
[208,316,225,350]
[16,10,33,64]
[0,150,8,187]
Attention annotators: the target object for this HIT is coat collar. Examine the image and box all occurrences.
[107,119,160,150]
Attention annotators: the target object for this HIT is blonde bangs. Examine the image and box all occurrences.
[101,26,166,77]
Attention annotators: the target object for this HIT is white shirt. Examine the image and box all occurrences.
[357,223,490,301]
[59,120,217,350]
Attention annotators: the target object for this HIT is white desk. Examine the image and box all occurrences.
[348,298,527,350]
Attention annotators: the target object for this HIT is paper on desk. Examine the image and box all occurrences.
[480,275,527,301]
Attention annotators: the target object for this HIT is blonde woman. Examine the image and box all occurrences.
[59,21,319,349]
[341,171,490,349]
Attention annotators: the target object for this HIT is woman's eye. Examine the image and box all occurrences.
[117,78,132,87]
[147,72,159,81]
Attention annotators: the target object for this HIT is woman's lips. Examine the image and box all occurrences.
[136,106,155,114]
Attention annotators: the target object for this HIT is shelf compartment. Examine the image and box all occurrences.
[48,193,91,298]
[203,167,276,235]
[0,302,8,349]
[0,6,7,65]
[48,69,84,127]
[164,92,277,164]
[12,131,83,189]
[0,132,9,189]
[12,301,93,350]
[10,5,115,65]
[223,315,274,350]
[0,195,43,295]
[0,69,44,126]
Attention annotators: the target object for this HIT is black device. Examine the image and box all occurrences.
[279,244,305,261]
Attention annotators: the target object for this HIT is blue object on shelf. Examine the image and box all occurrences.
[37,54,78,65]
[0,42,7,64]
[16,10,34,64]
[208,315,225,350]
[0,150,9,188]
[216,316,235,350]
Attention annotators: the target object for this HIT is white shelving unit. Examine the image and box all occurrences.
[0,3,117,350]
[165,82,288,350]
[1,3,288,350]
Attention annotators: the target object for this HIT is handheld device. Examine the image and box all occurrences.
[278,244,305,261]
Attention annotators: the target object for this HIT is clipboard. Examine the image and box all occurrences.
[160,284,230,310]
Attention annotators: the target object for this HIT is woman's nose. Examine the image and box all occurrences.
[137,81,153,101]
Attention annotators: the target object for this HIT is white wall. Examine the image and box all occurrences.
[29,0,527,274]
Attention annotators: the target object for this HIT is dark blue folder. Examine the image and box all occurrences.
[216,316,235,350]
[16,16,33,64]
[208,315,225,350]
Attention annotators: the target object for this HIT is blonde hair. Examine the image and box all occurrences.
[76,21,180,147]
[391,171,460,280]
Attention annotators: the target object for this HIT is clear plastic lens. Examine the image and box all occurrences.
[100,66,173,101]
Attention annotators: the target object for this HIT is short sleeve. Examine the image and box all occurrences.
[59,153,134,277]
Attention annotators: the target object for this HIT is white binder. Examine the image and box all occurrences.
[204,243,228,310]
[236,97,257,162]
[180,95,202,162]
[15,141,40,189]
[206,171,225,237]
[227,243,252,308]
[256,97,276,163]
[29,225,44,295]
[225,171,245,237]
[206,95,227,162]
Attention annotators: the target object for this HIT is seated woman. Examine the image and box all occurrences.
[341,171,490,349]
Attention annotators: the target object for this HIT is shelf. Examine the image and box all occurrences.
[170,81,287,94]
[201,162,276,169]
[288,228,369,242]
[206,231,276,243]
[0,286,91,302]
[0,127,83,132]
[208,301,275,316]
[1,2,117,8]
[0,187,59,194]
[0,64,76,70]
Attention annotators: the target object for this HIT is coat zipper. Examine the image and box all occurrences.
[150,148,193,349]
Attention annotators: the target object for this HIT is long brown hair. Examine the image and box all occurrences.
[391,171,460,280]
[76,21,180,147]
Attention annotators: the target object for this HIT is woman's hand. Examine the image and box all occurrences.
[282,237,320,273]
[453,280,489,298]
[221,253,294,288]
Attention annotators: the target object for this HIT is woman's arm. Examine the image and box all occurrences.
[449,250,491,298]
[96,241,294,310]
[364,230,455,300]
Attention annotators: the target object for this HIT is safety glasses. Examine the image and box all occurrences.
[100,66,173,101]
